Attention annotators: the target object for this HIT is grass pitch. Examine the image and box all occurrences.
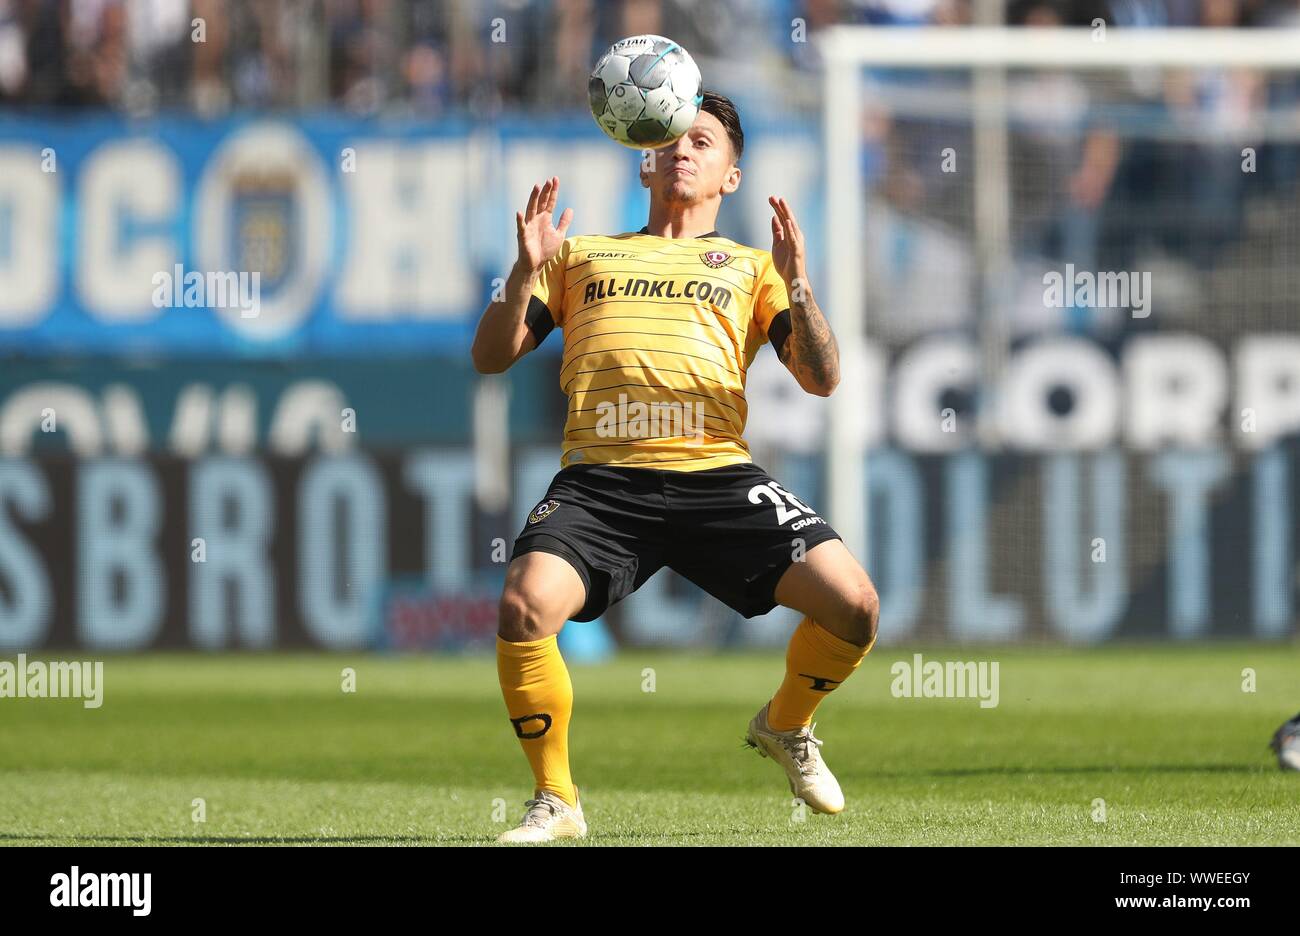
[1,645,1297,846]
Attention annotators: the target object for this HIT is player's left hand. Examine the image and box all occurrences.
[769,196,808,293]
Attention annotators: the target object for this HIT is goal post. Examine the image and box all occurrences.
[819,24,1300,566]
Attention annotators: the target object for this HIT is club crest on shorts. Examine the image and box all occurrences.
[700,250,732,269]
[527,499,560,524]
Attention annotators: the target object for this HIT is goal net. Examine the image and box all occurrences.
[819,26,1300,642]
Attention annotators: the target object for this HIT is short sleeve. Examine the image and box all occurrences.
[754,254,792,355]
[524,238,572,347]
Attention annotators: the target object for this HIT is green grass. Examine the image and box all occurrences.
[1,645,1297,845]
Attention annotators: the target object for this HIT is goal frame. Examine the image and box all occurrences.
[818,25,1300,562]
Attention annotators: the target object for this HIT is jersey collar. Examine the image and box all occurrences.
[637,226,722,239]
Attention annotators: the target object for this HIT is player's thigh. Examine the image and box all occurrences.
[498,551,587,642]
[773,538,880,648]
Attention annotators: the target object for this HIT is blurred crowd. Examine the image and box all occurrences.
[2,0,1296,341]
[2,0,1299,115]
[862,0,1300,342]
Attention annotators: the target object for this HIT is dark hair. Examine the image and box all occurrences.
[699,90,744,163]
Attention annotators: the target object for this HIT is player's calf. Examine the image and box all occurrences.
[826,579,879,650]
[495,551,589,827]
[775,539,880,650]
[746,541,880,808]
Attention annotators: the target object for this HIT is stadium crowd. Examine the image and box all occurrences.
[1,0,1295,340]
[1,0,1298,115]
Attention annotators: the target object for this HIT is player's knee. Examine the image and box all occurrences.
[497,587,562,643]
[845,581,880,648]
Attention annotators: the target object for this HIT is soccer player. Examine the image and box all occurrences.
[472,91,880,843]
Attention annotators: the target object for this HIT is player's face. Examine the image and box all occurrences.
[641,110,741,205]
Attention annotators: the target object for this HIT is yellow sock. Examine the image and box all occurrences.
[767,617,873,731]
[496,635,576,806]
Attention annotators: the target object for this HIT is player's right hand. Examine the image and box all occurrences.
[517,176,573,274]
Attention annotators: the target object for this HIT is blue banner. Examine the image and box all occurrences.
[0,112,819,356]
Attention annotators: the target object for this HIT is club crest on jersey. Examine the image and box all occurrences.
[700,250,732,269]
[527,499,560,524]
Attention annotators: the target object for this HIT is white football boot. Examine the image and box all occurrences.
[497,790,588,843]
[1270,712,1300,771]
[746,702,845,814]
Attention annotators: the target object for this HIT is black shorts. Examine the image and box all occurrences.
[511,462,842,621]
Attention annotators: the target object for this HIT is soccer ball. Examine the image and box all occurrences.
[588,35,703,149]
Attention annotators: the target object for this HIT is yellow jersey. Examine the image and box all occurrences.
[525,229,792,471]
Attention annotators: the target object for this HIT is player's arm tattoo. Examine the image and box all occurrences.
[779,285,840,396]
